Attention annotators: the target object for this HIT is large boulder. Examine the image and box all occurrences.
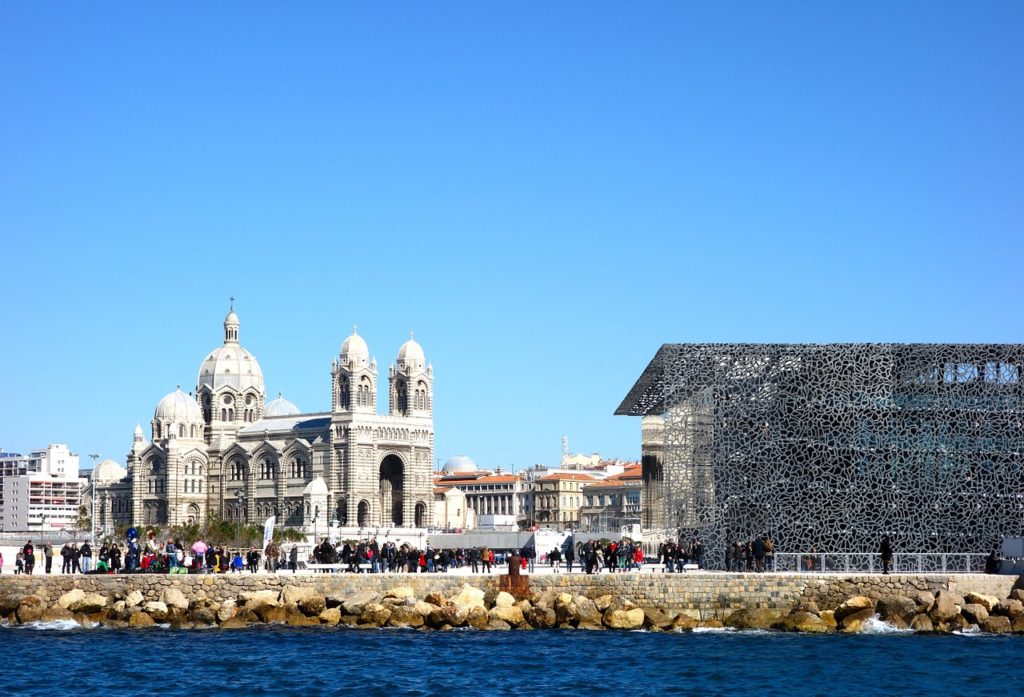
[359,603,392,628]
[670,613,698,631]
[280,585,320,608]
[594,595,614,612]
[415,601,440,618]
[643,608,673,630]
[57,589,86,610]
[834,596,875,623]
[286,610,319,627]
[554,594,578,625]
[129,610,156,628]
[160,588,189,612]
[839,608,876,633]
[603,608,645,630]
[775,610,830,633]
[342,591,383,617]
[913,591,935,610]
[450,585,486,612]
[961,603,989,625]
[995,599,1024,618]
[72,593,108,615]
[187,598,220,625]
[574,596,603,626]
[424,592,448,607]
[388,605,425,628]
[982,616,1011,634]
[526,605,557,629]
[40,608,75,623]
[724,608,785,630]
[217,600,238,623]
[240,590,279,607]
[126,590,145,608]
[319,608,341,626]
[963,592,999,612]
[467,606,490,630]
[219,615,248,630]
[143,602,169,622]
[910,613,934,632]
[485,619,512,631]
[384,586,416,601]
[876,596,917,623]
[493,592,516,609]
[930,590,962,622]
[489,605,525,627]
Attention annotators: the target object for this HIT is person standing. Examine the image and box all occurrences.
[71,543,81,574]
[61,543,72,574]
[564,543,575,573]
[880,535,894,575]
[80,541,92,574]
[44,542,54,574]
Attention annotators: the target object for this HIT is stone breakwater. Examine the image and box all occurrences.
[1,573,1020,633]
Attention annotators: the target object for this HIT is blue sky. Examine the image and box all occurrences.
[2,2,1022,471]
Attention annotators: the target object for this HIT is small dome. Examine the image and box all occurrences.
[303,476,329,496]
[93,459,127,484]
[397,333,425,372]
[340,327,369,368]
[443,455,477,474]
[264,393,301,417]
[154,388,203,425]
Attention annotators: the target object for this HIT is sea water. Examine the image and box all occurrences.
[1,623,1019,696]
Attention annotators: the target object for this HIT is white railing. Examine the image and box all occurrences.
[771,552,989,574]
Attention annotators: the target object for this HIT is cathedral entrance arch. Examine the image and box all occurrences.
[357,500,370,527]
[415,501,427,528]
[379,455,404,526]
[187,503,201,524]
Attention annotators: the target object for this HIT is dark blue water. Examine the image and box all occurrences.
[1,624,1020,696]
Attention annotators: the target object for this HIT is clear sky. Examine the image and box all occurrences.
[1,2,1022,471]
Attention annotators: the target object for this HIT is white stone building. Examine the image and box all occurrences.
[0,444,85,532]
[99,308,435,533]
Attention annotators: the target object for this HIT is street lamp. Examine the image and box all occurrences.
[313,504,320,547]
[88,453,100,544]
[234,490,246,546]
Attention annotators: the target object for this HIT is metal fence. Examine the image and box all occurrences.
[773,552,989,574]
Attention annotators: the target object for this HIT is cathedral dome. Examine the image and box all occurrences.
[443,455,477,474]
[197,309,264,392]
[397,334,425,372]
[155,388,203,424]
[303,476,329,496]
[264,393,301,417]
[92,458,127,484]
[340,327,370,368]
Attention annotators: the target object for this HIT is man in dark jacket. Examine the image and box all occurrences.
[880,535,894,575]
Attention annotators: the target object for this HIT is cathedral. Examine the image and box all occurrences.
[98,308,435,534]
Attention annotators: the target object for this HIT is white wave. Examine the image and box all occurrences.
[24,619,82,631]
[860,615,913,635]
[953,625,982,636]
[692,626,736,633]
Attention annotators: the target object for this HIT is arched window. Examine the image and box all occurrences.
[340,377,350,409]
[221,408,227,421]
[228,408,234,421]
[190,424,196,438]
[155,423,161,439]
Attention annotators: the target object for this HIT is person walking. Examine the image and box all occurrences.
[880,535,894,575]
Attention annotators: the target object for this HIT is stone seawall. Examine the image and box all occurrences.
[1,572,1019,618]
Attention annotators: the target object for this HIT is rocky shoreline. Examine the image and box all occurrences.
[3,578,1024,634]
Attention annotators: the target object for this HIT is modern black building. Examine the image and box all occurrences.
[617,344,1024,567]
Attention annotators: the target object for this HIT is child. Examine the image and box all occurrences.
[16,551,24,575]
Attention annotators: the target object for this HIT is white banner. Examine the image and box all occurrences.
[262,516,275,550]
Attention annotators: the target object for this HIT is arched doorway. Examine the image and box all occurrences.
[357,500,370,527]
[187,503,201,525]
[379,455,404,526]
[415,501,427,528]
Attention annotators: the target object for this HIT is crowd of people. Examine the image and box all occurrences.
[723,535,777,572]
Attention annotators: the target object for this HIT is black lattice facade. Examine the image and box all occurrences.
[617,344,1024,567]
